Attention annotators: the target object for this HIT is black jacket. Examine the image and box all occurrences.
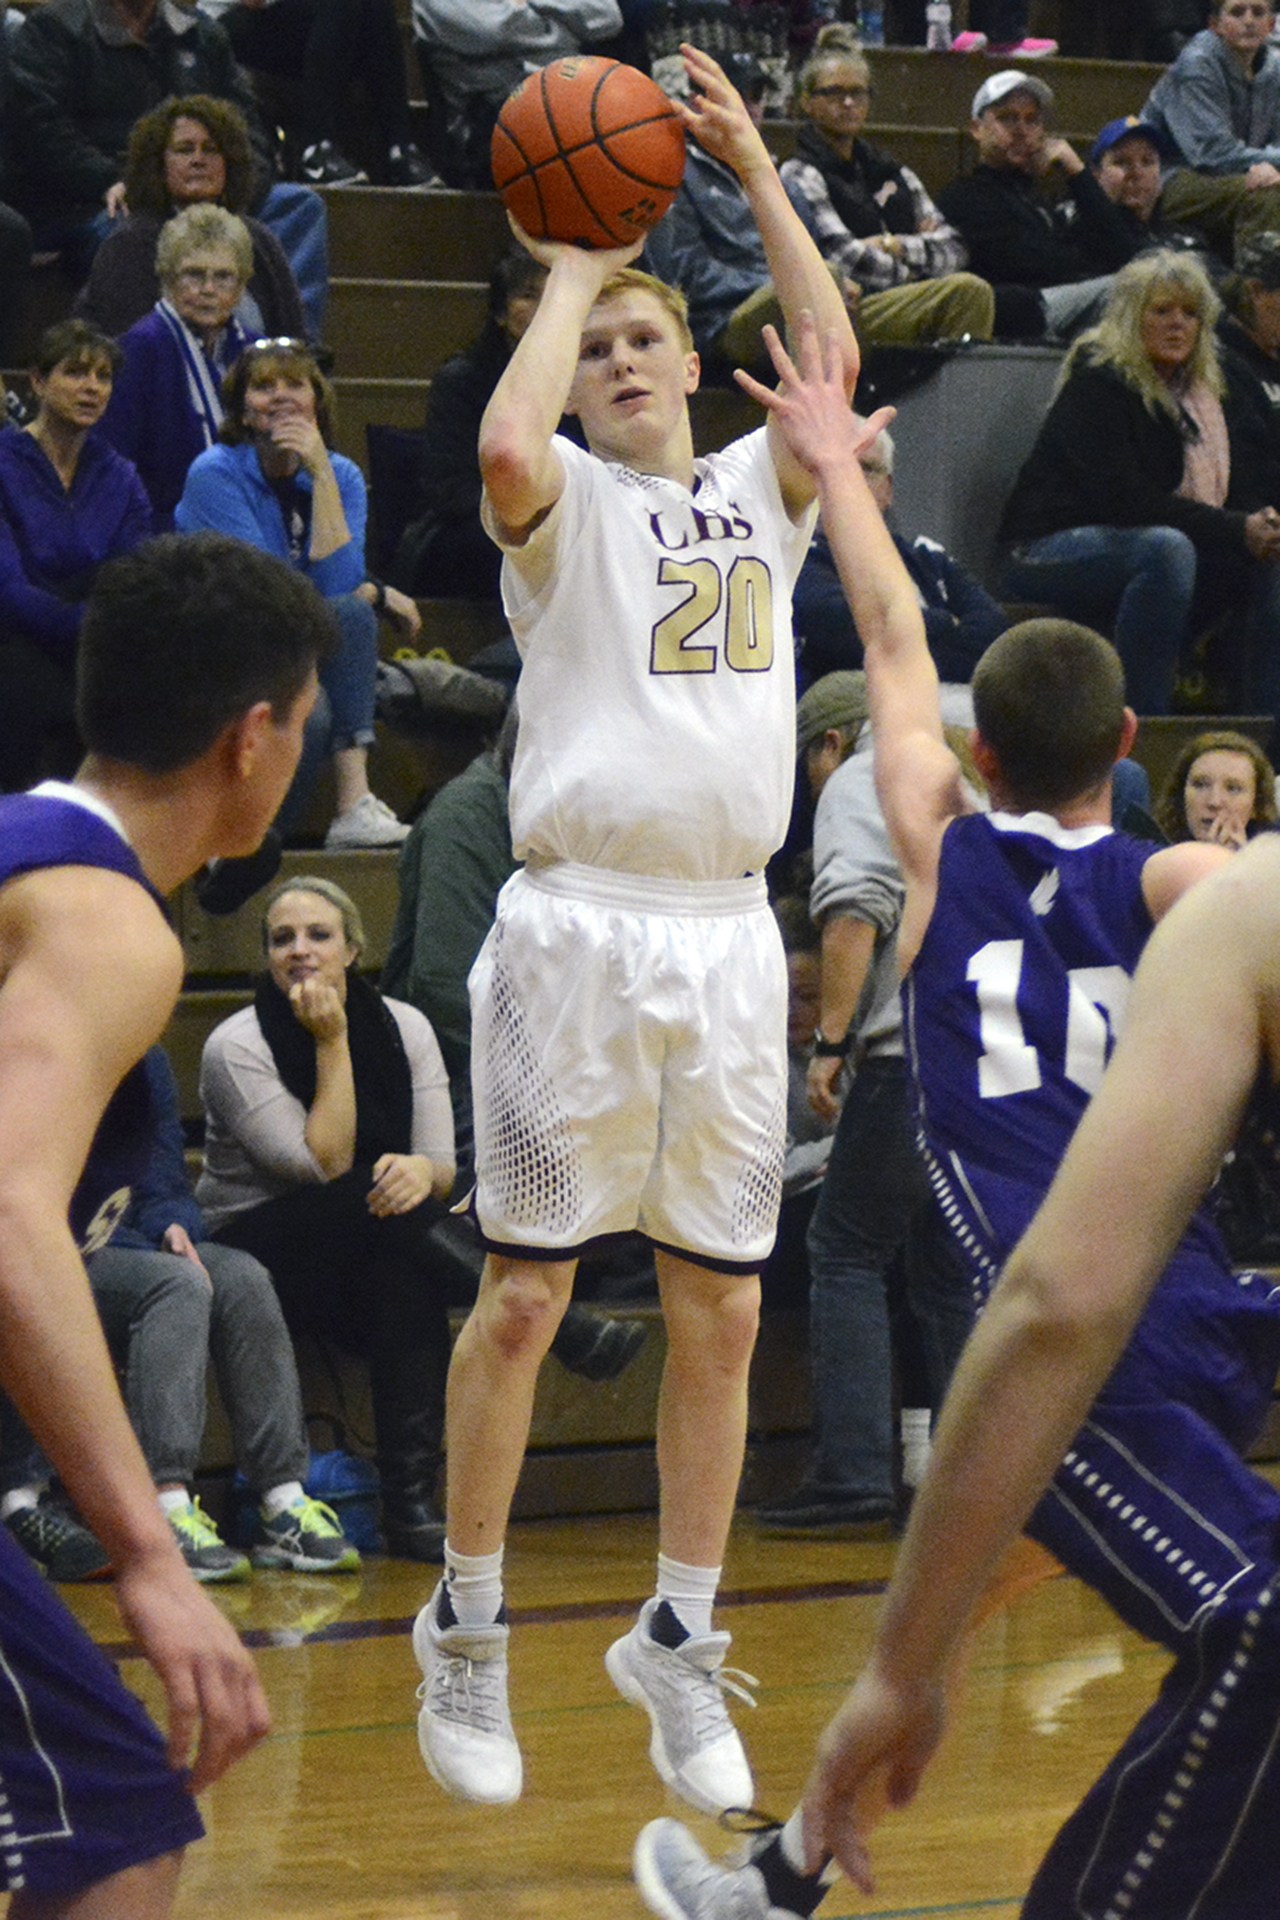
[937,162,1138,290]
[1000,352,1280,570]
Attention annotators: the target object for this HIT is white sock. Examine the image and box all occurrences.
[655,1553,721,1640]
[778,1807,840,1887]
[443,1543,505,1626]
[261,1480,306,1519]
[900,1406,933,1489]
[157,1488,191,1516]
[0,1485,42,1521]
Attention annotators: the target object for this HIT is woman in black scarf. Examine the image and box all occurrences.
[779,28,995,346]
[198,875,456,1561]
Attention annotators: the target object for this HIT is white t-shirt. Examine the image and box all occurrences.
[486,428,815,884]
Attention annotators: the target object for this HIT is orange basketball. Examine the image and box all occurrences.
[491,57,686,250]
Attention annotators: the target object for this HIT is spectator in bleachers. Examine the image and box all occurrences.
[0,7,32,367]
[1001,249,1280,725]
[645,46,988,372]
[0,318,149,791]
[1143,0,1280,269]
[6,0,328,331]
[1156,724,1279,843]
[201,0,437,188]
[391,247,548,600]
[777,32,995,349]
[792,415,1002,696]
[1221,229,1280,410]
[199,875,458,1562]
[1090,115,1230,270]
[410,0,622,188]
[99,203,255,531]
[938,70,1140,341]
[85,1047,360,1582]
[77,94,307,339]
[177,336,416,847]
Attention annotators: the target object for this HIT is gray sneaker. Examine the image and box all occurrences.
[168,1498,251,1583]
[605,1598,756,1815]
[634,1819,796,1920]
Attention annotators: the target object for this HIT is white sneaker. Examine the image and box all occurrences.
[605,1598,756,1815]
[634,1819,791,1920]
[413,1582,522,1803]
[324,792,410,848]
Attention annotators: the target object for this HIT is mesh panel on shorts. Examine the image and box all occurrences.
[480,941,583,1234]
[730,1086,786,1248]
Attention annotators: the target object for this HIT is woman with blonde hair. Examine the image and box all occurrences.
[1001,249,1280,727]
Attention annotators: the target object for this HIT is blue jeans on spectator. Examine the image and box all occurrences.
[274,594,375,832]
[802,1054,972,1503]
[1003,524,1194,715]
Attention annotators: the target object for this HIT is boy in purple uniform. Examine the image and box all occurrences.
[633,318,1279,1920]
[0,530,329,1916]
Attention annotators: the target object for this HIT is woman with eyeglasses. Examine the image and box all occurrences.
[175,338,416,848]
[0,318,149,790]
[99,203,256,532]
[778,27,995,347]
[76,94,308,343]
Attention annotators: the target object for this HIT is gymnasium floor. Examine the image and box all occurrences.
[42,1505,1185,1919]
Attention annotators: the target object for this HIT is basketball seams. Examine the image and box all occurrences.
[493,54,686,245]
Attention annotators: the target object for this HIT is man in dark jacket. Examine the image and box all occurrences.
[938,69,1140,340]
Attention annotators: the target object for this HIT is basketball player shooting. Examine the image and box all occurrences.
[412,47,876,1818]
[634,317,1280,1920]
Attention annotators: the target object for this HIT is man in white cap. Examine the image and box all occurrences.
[937,70,1140,338]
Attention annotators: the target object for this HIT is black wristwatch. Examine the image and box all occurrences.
[811,1028,852,1059]
[369,578,388,615]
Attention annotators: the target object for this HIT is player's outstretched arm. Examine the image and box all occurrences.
[736,316,963,909]
[799,839,1280,1890]
[0,868,269,1786]
[478,221,643,540]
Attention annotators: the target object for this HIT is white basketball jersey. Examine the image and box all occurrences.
[487,429,815,883]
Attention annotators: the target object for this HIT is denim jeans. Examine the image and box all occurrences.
[257,181,329,339]
[803,1054,973,1501]
[1003,524,1195,715]
[86,1242,309,1493]
[326,593,378,750]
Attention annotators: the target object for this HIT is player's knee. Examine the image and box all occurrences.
[477,1259,573,1361]
[665,1272,760,1376]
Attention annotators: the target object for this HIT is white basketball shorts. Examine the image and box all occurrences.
[469,862,787,1271]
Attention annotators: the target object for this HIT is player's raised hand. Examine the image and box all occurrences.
[799,1656,946,1894]
[115,1546,270,1791]
[735,314,894,475]
[677,43,772,182]
[504,213,644,277]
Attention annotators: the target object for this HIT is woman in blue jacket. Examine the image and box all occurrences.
[178,339,415,848]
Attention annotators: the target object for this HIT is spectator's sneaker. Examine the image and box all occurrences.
[413,1582,522,1803]
[754,1486,896,1537]
[324,793,410,848]
[6,1496,111,1582]
[386,142,441,188]
[551,1305,649,1381]
[251,1496,361,1573]
[300,140,368,186]
[989,36,1057,54]
[950,29,987,49]
[605,1599,756,1816]
[634,1819,795,1920]
[168,1499,251,1584]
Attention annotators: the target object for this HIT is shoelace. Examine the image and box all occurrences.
[284,1497,343,1539]
[174,1500,222,1547]
[418,1649,510,1735]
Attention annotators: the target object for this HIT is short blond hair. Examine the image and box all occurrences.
[156,202,252,289]
[593,268,694,353]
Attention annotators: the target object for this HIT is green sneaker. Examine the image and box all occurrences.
[168,1498,251,1583]
[252,1496,361,1574]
